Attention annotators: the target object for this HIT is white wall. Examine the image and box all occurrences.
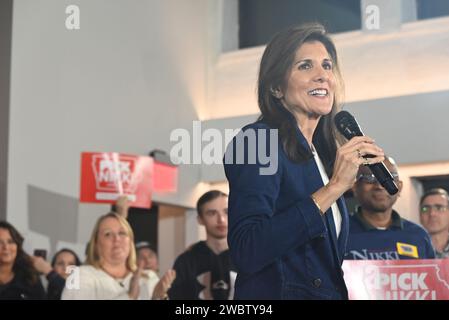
[7,0,214,251]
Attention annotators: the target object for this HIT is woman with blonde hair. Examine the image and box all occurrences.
[62,212,171,299]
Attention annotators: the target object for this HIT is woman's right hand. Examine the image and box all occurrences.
[115,195,130,219]
[311,136,385,215]
[128,263,144,300]
[329,136,385,192]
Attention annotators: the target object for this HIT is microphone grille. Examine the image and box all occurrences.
[334,111,363,139]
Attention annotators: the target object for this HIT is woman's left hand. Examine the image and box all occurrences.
[152,269,176,300]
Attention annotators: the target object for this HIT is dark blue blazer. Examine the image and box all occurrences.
[223,120,349,300]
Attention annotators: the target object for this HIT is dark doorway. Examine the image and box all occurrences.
[239,0,361,49]
[416,175,449,194]
[112,204,159,251]
[417,0,449,20]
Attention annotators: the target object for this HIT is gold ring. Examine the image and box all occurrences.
[363,158,369,166]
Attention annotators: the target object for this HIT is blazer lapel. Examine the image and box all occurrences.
[305,158,340,264]
[336,197,349,262]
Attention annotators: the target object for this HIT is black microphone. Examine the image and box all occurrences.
[334,111,399,195]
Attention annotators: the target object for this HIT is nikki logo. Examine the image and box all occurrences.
[92,155,136,192]
[91,154,138,202]
[348,249,399,260]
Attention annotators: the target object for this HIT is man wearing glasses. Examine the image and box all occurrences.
[419,188,449,259]
[345,156,435,260]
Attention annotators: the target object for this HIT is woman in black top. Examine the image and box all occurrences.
[0,221,46,299]
[32,248,82,299]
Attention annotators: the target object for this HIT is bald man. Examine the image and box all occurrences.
[346,157,435,260]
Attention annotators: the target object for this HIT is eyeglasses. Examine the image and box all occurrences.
[356,172,399,184]
[420,204,449,214]
[100,230,129,239]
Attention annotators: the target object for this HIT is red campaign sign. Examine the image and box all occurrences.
[80,152,153,208]
[342,259,449,300]
[153,161,178,193]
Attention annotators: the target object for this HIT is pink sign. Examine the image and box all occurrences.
[342,259,449,300]
[80,152,153,208]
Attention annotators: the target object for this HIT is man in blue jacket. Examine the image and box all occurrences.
[346,157,435,260]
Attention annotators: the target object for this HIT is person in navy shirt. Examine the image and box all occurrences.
[223,23,385,300]
[346,156,435,260]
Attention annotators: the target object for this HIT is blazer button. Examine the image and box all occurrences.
[313,278,322,288]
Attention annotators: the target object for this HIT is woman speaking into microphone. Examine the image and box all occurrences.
[223,23,385,300]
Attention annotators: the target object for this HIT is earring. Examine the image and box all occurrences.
[270,88,283,99]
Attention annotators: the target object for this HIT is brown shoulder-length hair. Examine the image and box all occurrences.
[85,212,137,272]
[0,221,39,285]
[258,22,345,176]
